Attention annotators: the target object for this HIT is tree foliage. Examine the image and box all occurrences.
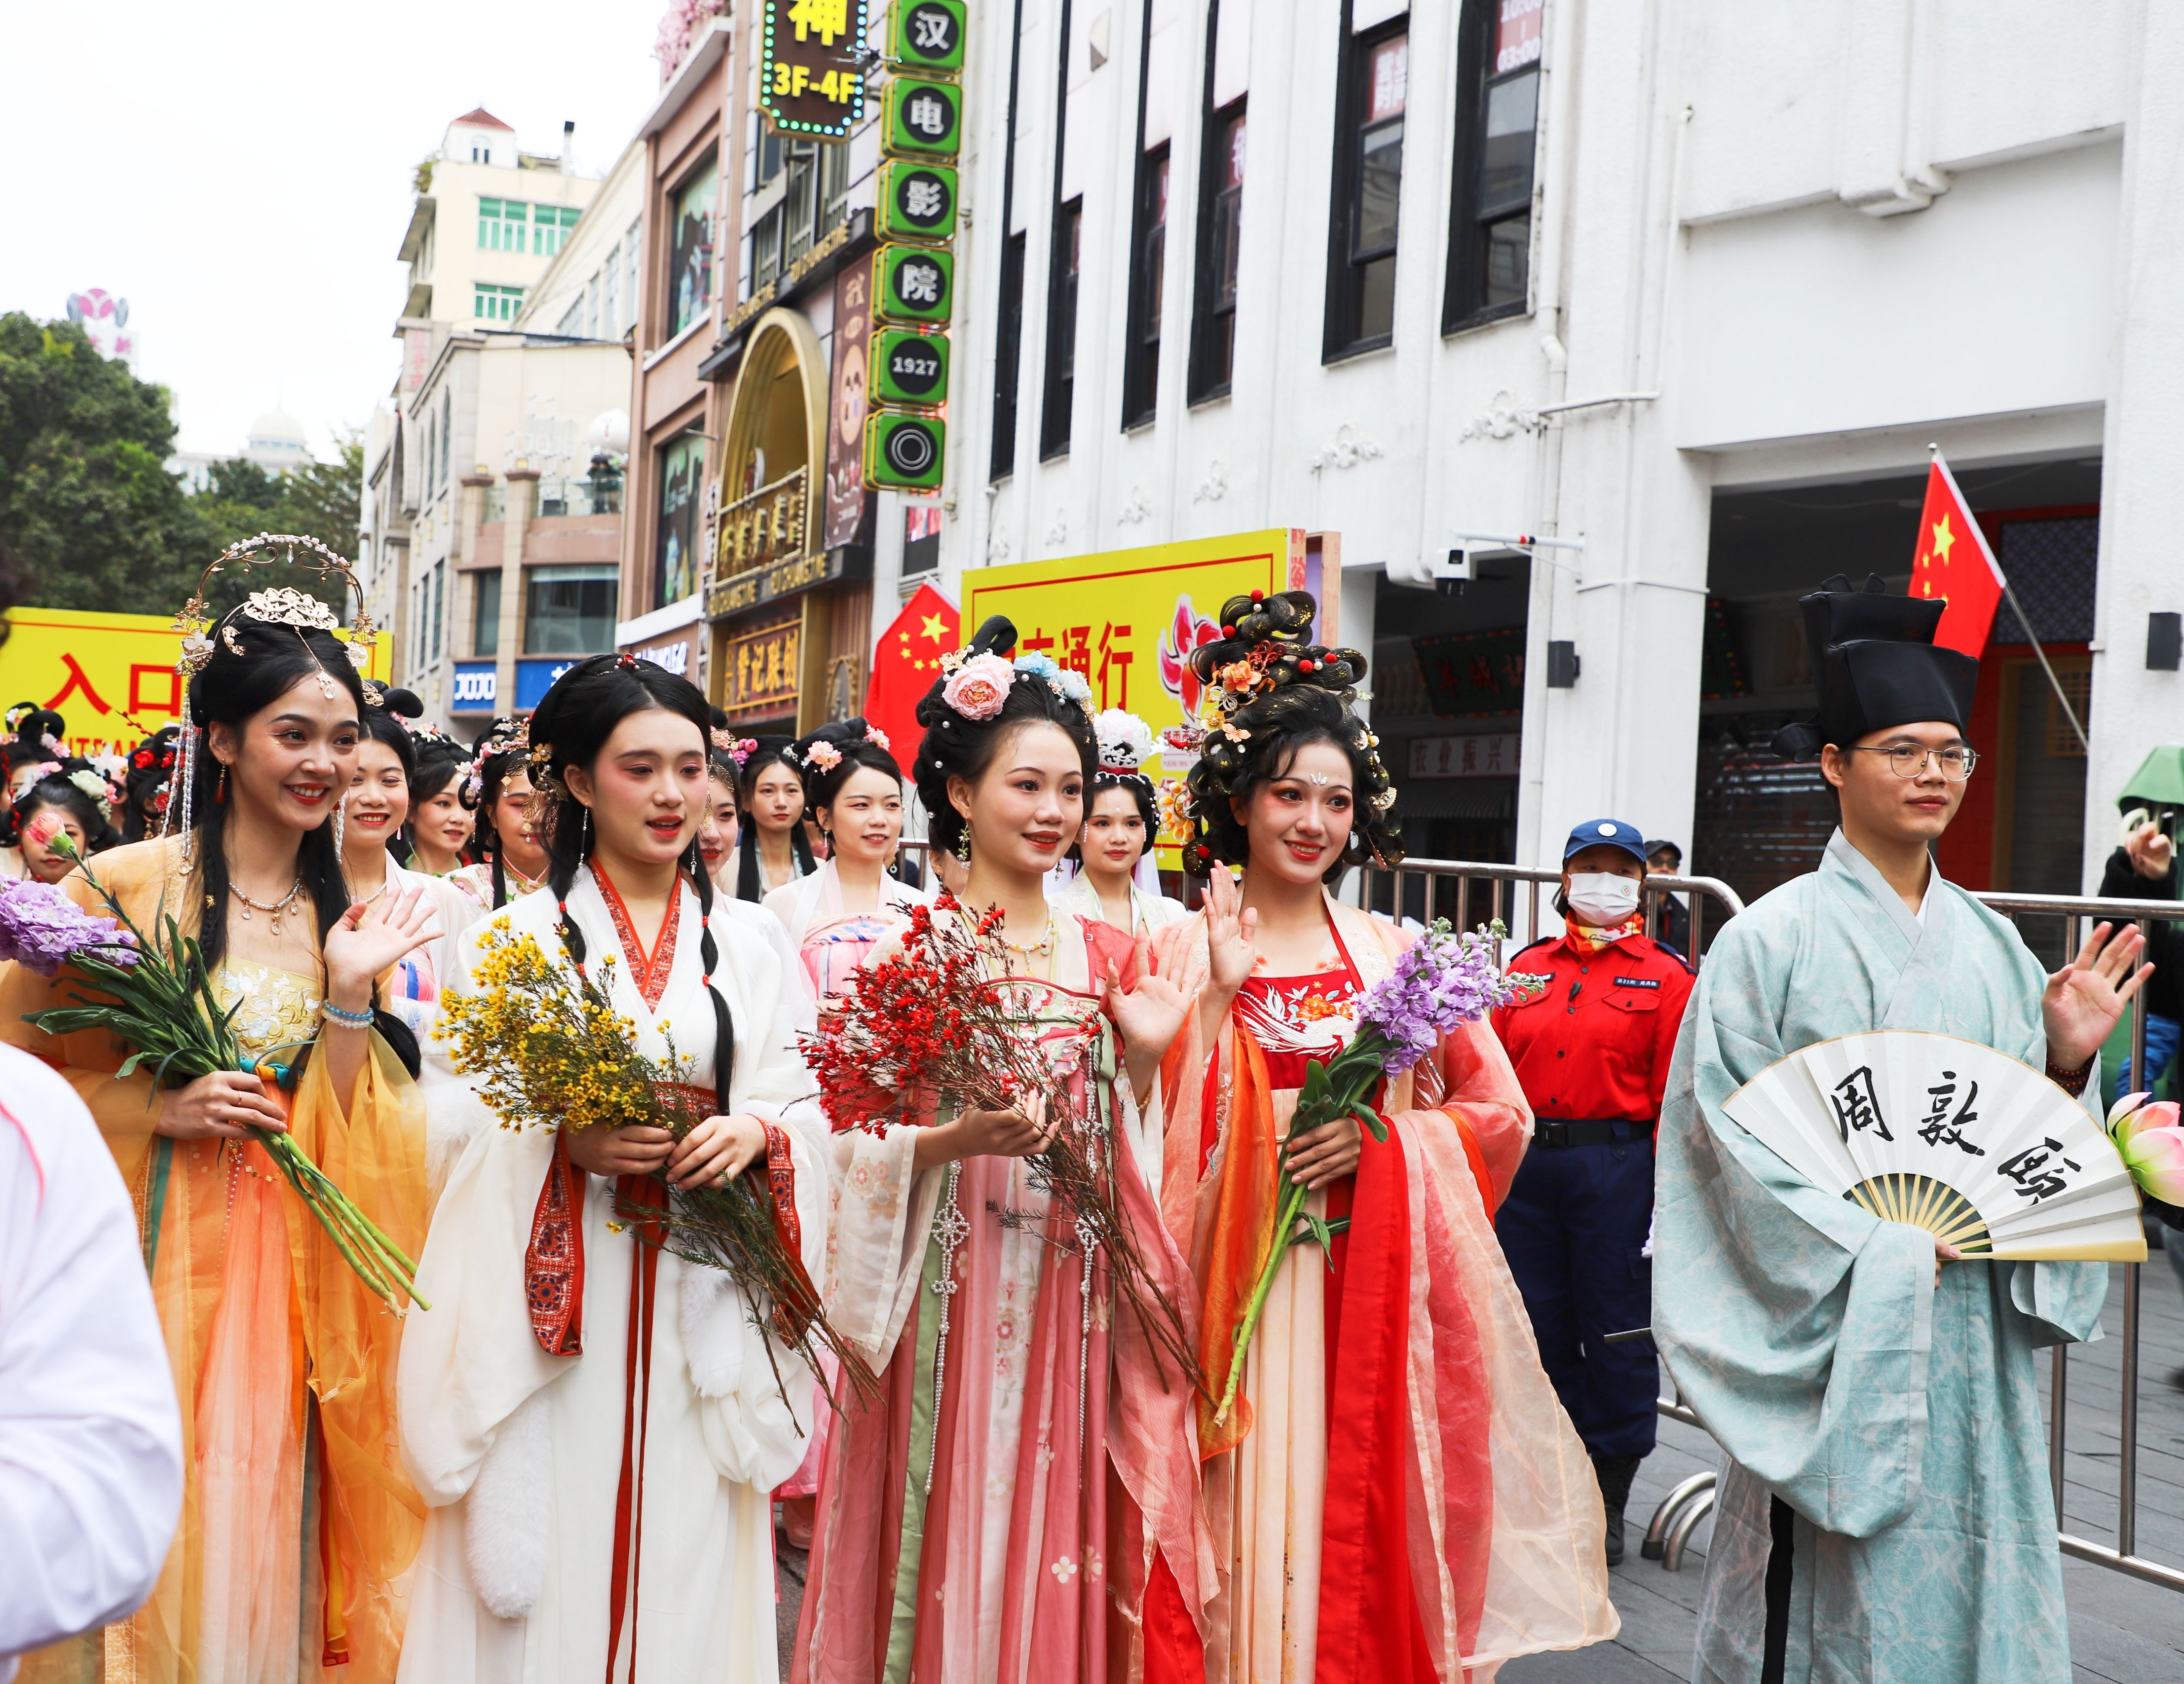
[0,313,201,616]
[189,432,363,618]
[0,313,363,622]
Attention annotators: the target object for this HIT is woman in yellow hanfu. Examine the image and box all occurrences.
[1,568,442,1684]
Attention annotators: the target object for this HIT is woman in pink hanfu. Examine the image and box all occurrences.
[764,717,928,1536]
[793,622,1217,1684]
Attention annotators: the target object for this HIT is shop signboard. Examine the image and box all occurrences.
[868,327,949,407]
[719,614,804,721]
[881,76,963,157]
[758,0,869,138]
[0,607,389,758]
[889,0,966,71]
[877,159,958,243]
[452,661,497,713]
[864,412,945,490]
[823,256,874,550]
[960,530,1319,864]
[872,244,953,327]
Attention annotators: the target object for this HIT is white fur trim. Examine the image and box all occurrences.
[463,1390,550,1619]
[680,1262,743,1399]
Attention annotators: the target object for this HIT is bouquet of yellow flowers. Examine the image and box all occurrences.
[436,918,876,1404]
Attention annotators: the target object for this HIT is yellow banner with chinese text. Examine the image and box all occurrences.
[0,607,392,761]
[961,530,1319,863]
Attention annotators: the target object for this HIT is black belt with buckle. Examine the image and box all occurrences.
[1534,1117,1655,1149]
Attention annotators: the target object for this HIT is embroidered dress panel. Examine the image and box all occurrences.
[592,864,683,1010]
[211,961,324,1061]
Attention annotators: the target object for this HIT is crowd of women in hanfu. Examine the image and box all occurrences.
[23,540,2161,1684]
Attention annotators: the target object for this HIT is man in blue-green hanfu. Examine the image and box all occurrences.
[1654,576,2151,1684]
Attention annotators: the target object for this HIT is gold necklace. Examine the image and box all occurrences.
[503,859,546,896]
[231,877,303,933]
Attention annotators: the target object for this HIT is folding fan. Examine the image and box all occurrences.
[1721,1030,2148,1262]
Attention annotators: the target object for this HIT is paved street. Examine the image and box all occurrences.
[1506,1253,2184,1683]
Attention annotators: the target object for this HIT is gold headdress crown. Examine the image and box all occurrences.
[174,533,378,679]
[165,533,382,864]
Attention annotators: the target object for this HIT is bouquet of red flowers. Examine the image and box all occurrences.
[802,894,1203,1393]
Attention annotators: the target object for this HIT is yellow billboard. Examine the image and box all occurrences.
[960,529,1326,861]
[0,607,393,760]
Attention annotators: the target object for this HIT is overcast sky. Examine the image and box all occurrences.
[0,0,665,462]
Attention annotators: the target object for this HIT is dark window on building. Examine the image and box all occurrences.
[1123,149,1169,428]
[988,0,1032,481]
[1040,197,1083,460]
[1325,20,1407,360]
[654,429,704,607]
[524,564,620,655]
[903,502,942,574]
[991,231,1027,479]
[1190,99,1245,400]
[474,568,501,657]
[750,139,847,297]
[1444,0,1541,332]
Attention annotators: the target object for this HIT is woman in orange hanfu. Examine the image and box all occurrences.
[1,544,441,1684]
[1147,592,1617,1683]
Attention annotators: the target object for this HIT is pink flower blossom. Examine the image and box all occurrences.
[941,653,1016,721]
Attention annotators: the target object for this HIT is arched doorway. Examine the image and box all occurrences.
[719,308,828,576]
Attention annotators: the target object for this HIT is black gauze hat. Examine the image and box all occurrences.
[1772,573,1978,761]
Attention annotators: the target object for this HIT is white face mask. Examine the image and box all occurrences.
[1566,871,1640,929]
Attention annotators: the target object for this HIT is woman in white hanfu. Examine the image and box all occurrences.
[397,654,828,1684]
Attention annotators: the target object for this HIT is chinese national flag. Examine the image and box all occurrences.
[865,583,959,763]
[1909,455,2006,656]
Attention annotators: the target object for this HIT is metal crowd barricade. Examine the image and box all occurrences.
[1351,856,2184,1595]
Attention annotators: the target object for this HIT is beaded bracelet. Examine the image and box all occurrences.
[2045,1052,2093,1097]
[321,999,377,1029]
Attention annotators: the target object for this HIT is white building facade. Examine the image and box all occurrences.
[920,0,2182,903]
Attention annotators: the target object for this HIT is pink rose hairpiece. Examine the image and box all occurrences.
[865,725,890,751]
[941,651,1016,722]
[803,741,843,773]
[730,737,758,770]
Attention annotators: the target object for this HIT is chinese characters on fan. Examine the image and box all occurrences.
[1918,1070,1985,1157]
[1830,1065,1892,1142]
[1996,1137,2084,1205]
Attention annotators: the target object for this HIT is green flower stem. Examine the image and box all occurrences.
[1209,1042,1390,1428]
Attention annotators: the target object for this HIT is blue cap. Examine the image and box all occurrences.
[1563,818,1649,864]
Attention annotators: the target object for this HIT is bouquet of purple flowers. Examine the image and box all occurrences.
[1212,917,1535,1426]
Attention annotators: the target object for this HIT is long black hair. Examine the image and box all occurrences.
[528,655,738,1111]
[1179,591,1400,882]
[790,717,904,846]
[120,726,182,842]
[465,718,536,908]
[733,738,816,902]
[184,609,423,1076]
[911,616,1096,860]
[5,771,117,853]
[356,689,420,861]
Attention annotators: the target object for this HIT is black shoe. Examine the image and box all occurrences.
[1593,1454,1643,1568]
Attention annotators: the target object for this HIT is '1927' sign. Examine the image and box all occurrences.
[759,0,869,138]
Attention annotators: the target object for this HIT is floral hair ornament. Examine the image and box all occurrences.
[1092,710,1157,775]
[1012,650,1094,707]
[802,741,843,773]
[67,768,114,820]
[730,736,759,770]
[166,534,381,868]
[865,724,890,751]
[941,651,1016,721]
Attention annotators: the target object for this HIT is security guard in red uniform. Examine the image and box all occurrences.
[1493,817,1694,1566]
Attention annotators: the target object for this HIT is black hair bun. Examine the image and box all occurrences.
[968,615,1017,657]
[380,687,423,718]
